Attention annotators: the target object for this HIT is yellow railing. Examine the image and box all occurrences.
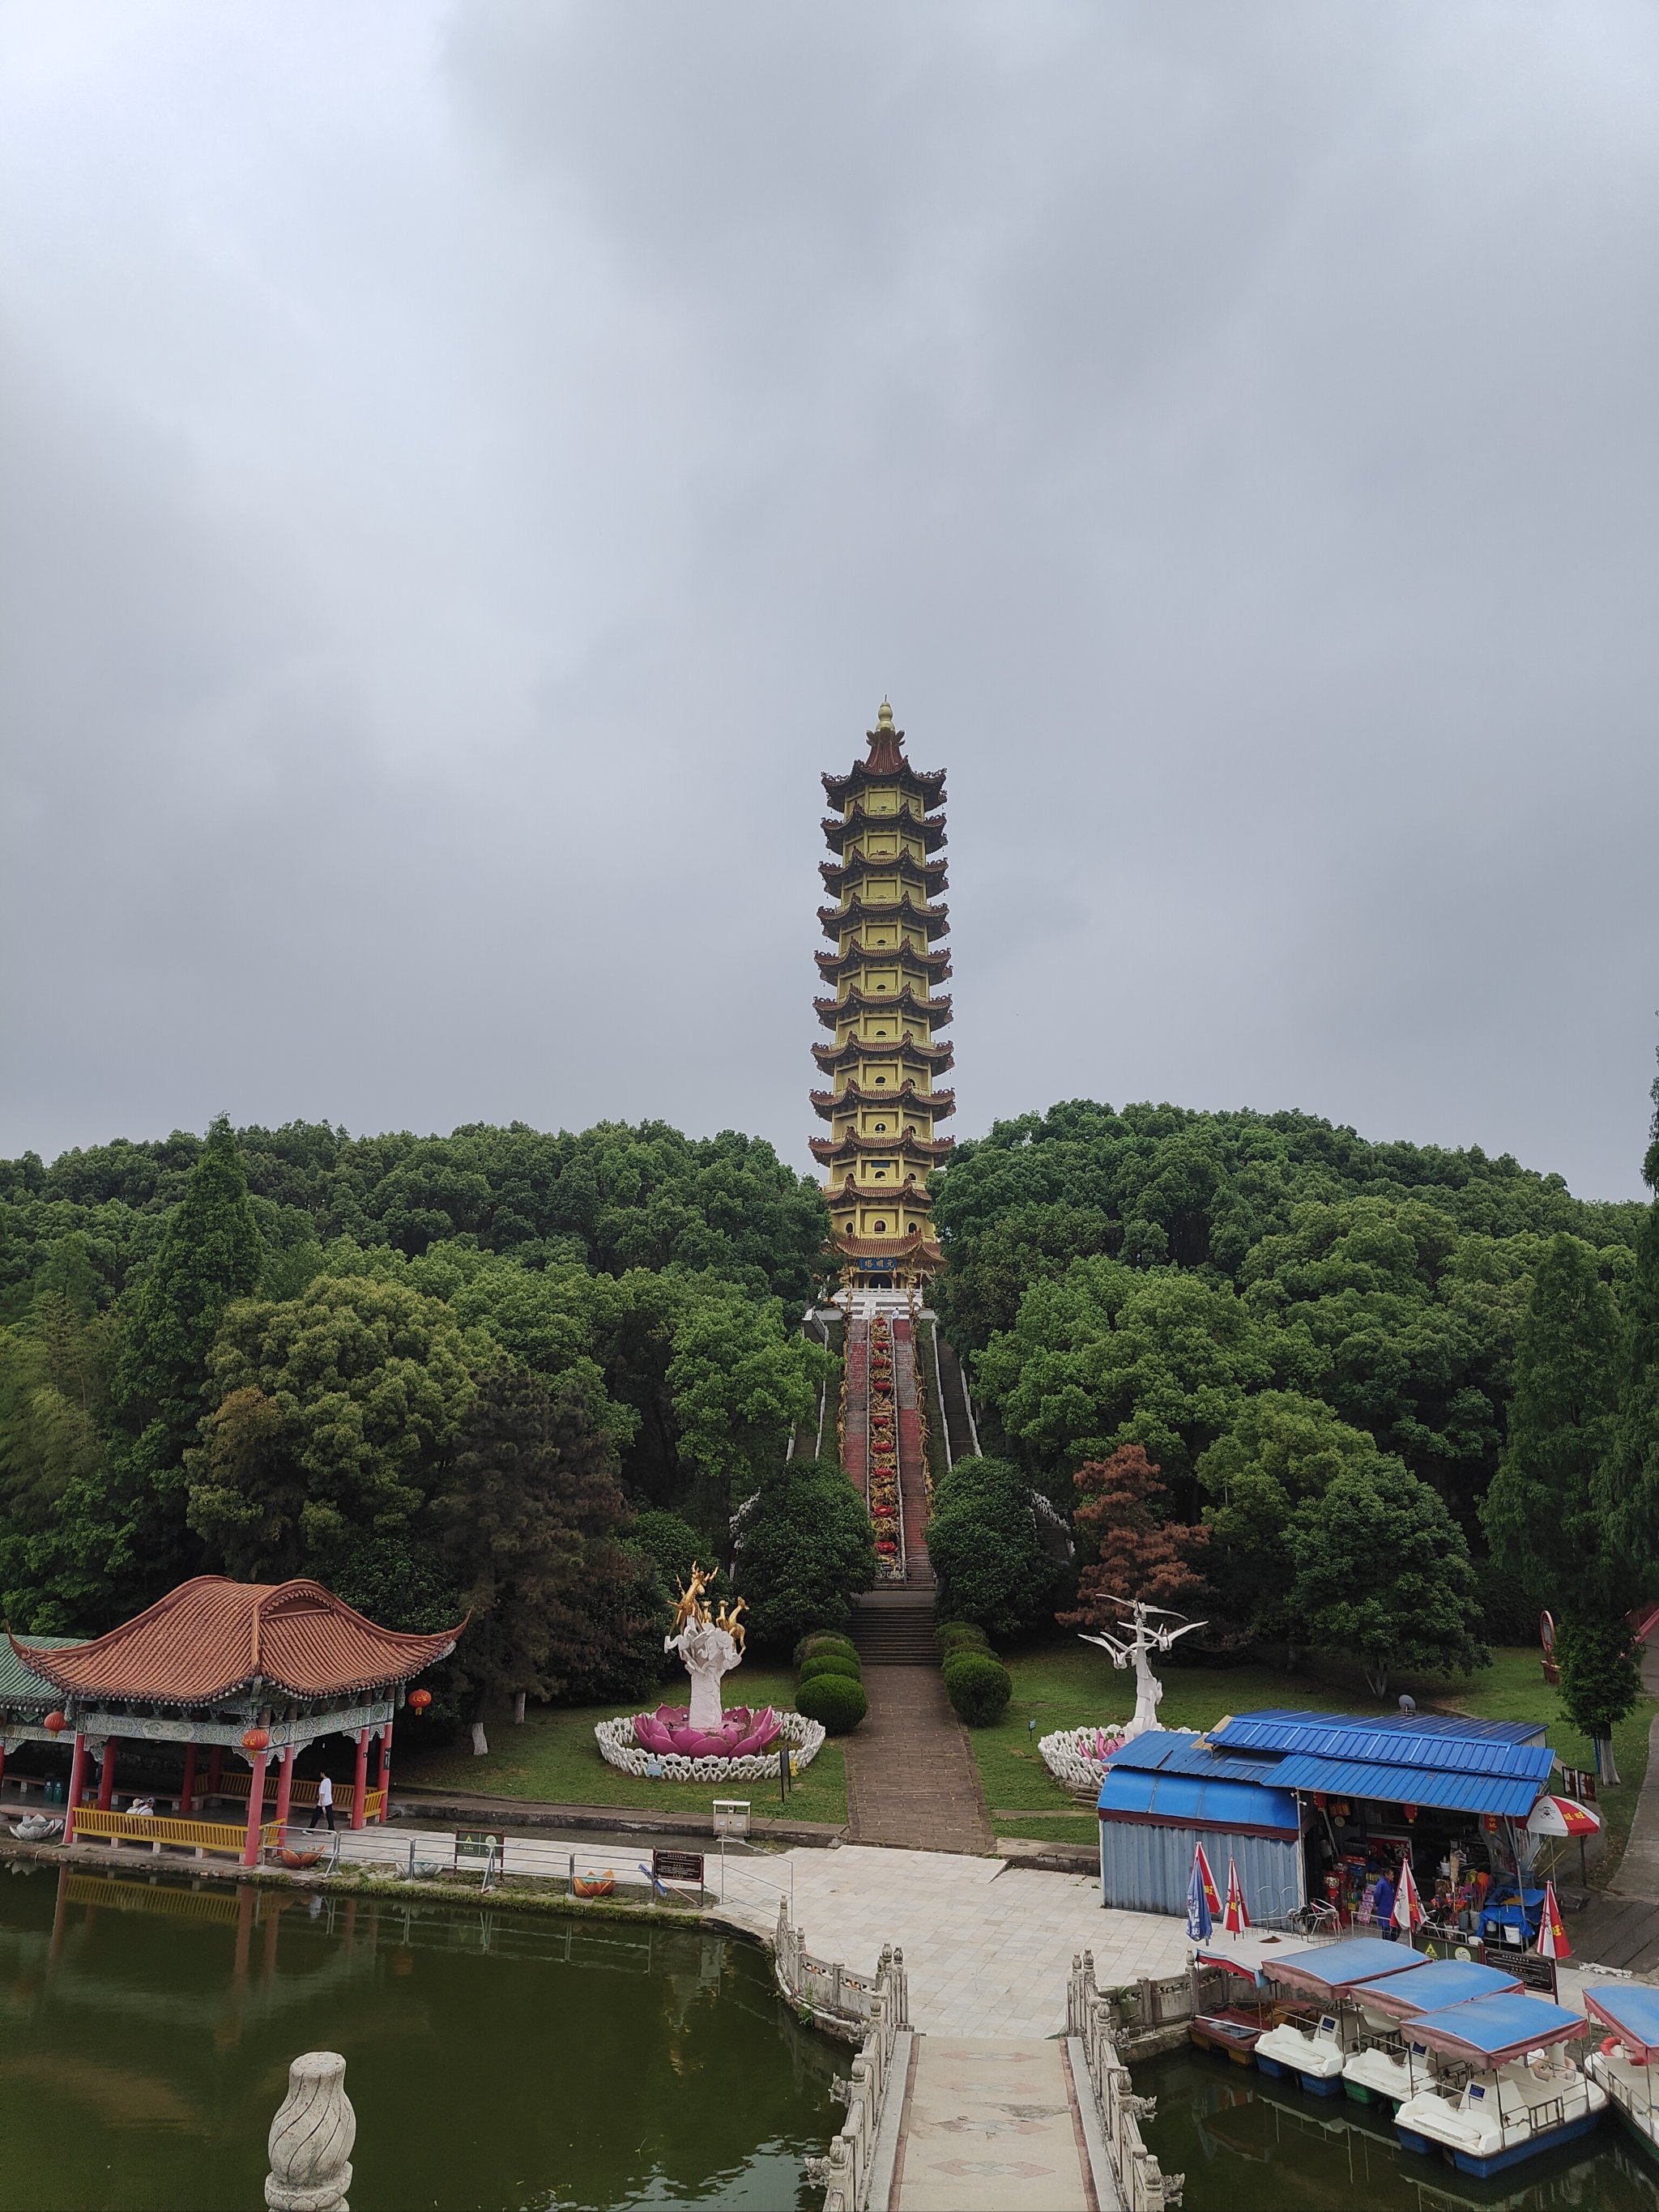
[64,1873,244,1922]
[363,1788,386,1822]
[73,1807,280,1856]
[210,1771,327,1806]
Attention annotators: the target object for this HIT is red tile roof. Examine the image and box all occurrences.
[11,1576,463,1705]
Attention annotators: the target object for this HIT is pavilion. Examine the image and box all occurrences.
[4,1575,463,1867]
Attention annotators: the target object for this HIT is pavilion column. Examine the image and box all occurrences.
[64,1732,90,1843]
[241,1752,269,1868]
[208,1745,223,1799]
[181,1742,198,1814]
[375,1721,393,1820]
[275,1746,296,1834]
[97,1741,118,1811]
[350,1728,369,1831]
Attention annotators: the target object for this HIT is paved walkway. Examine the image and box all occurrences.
[889,2037,1100,2212]
[716,1843,1187,2037]
[846,1668,995,1856]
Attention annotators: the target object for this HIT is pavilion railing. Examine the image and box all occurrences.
[213,1775,386,1817]
[71,1808,282,1857]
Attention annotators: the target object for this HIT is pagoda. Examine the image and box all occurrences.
[812,702,953,1288]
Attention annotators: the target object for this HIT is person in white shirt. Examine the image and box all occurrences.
[308,1772,336,1831]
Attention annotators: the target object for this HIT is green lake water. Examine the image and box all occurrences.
[1140,2045,1659,2211]
[0,1860,840,2211]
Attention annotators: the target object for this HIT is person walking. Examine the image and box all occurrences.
[308,1772,336,1831]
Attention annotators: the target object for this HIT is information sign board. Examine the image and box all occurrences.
[652,1848,706,1886]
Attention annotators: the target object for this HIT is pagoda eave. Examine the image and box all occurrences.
[821,808,947,855]
[822,762,946,808]
[810,1136,956,1166]
[818,897,949,942]
[816,945,952,982]
[820,855,949,893]
[815,989,952,1030]
[809,1083,956,1121]
[811,1034,955,1072]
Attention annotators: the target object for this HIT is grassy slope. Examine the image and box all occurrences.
[397,1665,849,1826]
[976,1639,1653,1882]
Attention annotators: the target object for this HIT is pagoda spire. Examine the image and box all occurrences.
[814,702,952,1290]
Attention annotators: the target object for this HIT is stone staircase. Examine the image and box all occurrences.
[850,1591,938,1666]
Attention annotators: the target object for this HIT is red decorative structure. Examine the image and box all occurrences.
[6,1576,463,1859]
[407,1688,432,1713]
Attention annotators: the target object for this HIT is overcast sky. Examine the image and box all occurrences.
[2,2,1657,1199]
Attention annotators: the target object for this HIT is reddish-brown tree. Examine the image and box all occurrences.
[1060,1444,1210,1632]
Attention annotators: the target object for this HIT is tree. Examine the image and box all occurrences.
[1482,1232,1634,1779]
[186,1272,477,1579]
[437,1366,633,1754]
[925,1455,1056,1639]
[729,1457,876,1652]
[1062,1445,1209,1634]
[1288,1457,1487,1698]
[973,1256,1284,1498]
[1603,1072,1659,1588]
[1197,1393,1381,1645]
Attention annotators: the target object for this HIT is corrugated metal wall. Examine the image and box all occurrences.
[1099,1821,1303,1920]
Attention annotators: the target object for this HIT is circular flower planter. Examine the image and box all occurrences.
[595,1707,827,1783]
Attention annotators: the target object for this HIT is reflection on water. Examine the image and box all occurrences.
[0,1859,839,2211]
[1138,2046,1659,2212]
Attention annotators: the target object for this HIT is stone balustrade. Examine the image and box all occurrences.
[267,2051,355,2212]
[1067,1950,1185,2210]
[781,1904,909,2212]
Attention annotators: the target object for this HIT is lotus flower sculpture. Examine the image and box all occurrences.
[633,1703,783,1758]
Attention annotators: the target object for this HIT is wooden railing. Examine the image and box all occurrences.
[73,1808,281,1857]
[791,1907,908,2212]
[1068,1950,1185,2210]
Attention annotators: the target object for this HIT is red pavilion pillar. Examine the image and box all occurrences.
[375,1721,393,1820]
[180,1742,198,1814]
[275,1746,296,1835]
[97,1741,117,1811]
[64,1732,90,1843]
[350,1729,369,1831]
[241,1750,269,1868]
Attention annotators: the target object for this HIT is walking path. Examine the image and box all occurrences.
[888,2036,1103,2212]
[847,1667,995,1856]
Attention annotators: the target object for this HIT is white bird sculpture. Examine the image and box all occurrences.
[1079,1596,1207,1741]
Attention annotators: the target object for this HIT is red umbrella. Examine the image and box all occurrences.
[1222,1856,1250,1937]
[1536,1879,1572,1961]
[1526,1794,1601,1839]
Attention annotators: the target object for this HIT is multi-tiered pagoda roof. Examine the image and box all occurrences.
[812,702,953,1287]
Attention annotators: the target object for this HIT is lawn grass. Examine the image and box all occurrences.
[970,1637,1653,1886]
[397,1665,849,1826]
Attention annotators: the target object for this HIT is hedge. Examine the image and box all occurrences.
[793,1630,860,1667]
[798,1652,864,1685]
[795,1673,868,1734]
[941,1650,1013,1728]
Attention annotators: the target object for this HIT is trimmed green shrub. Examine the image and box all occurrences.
[793,1630,860,1667]
[798,1652,863,1685]
[936,1620,990,1654]
[795,1673,868,1733]
[733,1458,877,1651]
[941,1650,1013,1727]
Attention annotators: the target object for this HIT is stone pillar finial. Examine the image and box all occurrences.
[266,2051,355,2212]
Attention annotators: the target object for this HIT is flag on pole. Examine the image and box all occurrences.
[1186,1840,1220,1941]
[1537,1879,1571,1961]
[1223,1856,1250,1937]
[1392,1857,1424,1935]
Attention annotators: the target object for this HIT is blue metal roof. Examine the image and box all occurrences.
[1096,1767,1299,1837]
[1269,1939,1429,1995]
[1107,1730,1290,1788]
[1269,1751,1542,1818]
[1213,1711,1551,1778]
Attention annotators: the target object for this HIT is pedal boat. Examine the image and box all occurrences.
[1340,1959,1522,2108]
[1254,1937,1427,2095]
[1584,1983,1659,2163]
[1392,1991,1606,2176]
[1190,1946,1275,2064]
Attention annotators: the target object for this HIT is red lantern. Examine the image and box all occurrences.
[1402,1804,1418,1823]
[241,1727,271,1754]
[407,1688,433,1714]
[43,1710,67,1736]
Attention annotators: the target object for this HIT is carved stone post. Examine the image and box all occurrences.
[267,2051,355,2212]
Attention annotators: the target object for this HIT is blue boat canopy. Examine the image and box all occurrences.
[1268,1938,1427,1996]
[1361,1960,1522,2018]
[1407,1992,1586,2065]
[1584,1983,1659,2060]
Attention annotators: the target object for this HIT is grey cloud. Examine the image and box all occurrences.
[2,0,1655,1192]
